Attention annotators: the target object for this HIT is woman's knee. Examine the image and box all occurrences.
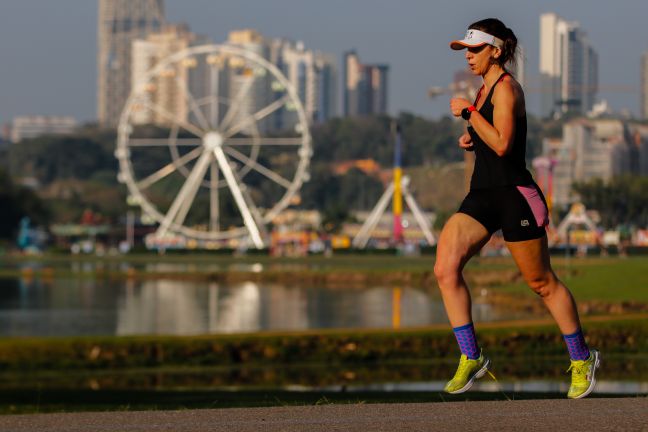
[526,272,559,297]
[434,259,462,288]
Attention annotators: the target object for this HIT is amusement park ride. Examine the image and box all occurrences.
[115,44,312,250]
[116,43,436,251]
[352,124,436,248]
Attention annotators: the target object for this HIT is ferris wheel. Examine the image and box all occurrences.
[115,44,312,249]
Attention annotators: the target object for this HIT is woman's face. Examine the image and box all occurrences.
[465,44,499,76]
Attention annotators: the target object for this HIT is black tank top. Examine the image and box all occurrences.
[467,72,533,189]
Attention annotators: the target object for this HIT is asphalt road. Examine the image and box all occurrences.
[0,398,646,432]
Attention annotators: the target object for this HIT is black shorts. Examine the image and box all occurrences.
[457,184,549,242]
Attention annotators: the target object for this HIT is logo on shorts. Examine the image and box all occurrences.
[521,220,530,227]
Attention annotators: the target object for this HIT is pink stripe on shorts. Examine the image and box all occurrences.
[516,185,549,228]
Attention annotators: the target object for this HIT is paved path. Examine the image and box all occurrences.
[0,398,646,431]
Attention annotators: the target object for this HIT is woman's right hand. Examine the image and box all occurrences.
[458,133,473,151]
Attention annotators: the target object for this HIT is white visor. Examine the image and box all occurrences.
[450,29,503,50]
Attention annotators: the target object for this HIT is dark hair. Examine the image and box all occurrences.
[468,18,517,67]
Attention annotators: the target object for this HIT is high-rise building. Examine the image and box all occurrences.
[131,23,211,127]
[269,40,337,128]
[97,0,165,127]
[543,119,636,207]
[368,64,389,115]
[629,124,648,174]
[315,54,338,123]
[642,52,648,119]
[342,50,389,117]
[343,50,362,117]
[540,13,598,118]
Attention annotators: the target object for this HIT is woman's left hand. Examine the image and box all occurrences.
[450,98,472,117]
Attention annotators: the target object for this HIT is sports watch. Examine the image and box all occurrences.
[461,105,477,120]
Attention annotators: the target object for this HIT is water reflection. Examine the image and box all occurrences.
[115,282,438,335]
[117,280,208,335]
[0,276,544,337]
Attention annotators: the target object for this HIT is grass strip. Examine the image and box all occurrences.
[0,316,645,372]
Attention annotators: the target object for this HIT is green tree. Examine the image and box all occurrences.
[0,170,50,240]
[9,136,113,184]
[301,165,384,211]
[572,175,648,228]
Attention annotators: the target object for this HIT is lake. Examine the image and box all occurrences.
[0,260,542,337]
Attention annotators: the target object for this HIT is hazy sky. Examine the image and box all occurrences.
[1,0,647,126]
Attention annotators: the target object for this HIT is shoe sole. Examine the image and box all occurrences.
[447,358,491,394]
[569,350,601,400]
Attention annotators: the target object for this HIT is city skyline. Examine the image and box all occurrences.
[1,0,648,126]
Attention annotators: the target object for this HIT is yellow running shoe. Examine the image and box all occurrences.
[567,349,600,399]
[444,352,490,394]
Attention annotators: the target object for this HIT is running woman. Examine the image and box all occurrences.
[435,18,600,399]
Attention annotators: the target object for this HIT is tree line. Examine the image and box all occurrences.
[3,113,647,240]
[573,176,648,229]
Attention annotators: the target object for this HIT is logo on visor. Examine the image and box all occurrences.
[467,30,474,40]
[521,220,530,227]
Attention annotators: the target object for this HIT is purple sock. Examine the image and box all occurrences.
[563,328,590,360]
[453,323,480,359]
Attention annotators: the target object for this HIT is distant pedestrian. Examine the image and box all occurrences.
[435,18,600,399]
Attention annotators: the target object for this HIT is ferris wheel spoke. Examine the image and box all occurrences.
[209,160,220,231]
[157,150,212,236]
[173,75,211,131]
[219,76,255,131]
[224,146,292,189]
[212,147,266,248]
[209,66,221,128]
[137,146,204,190]
[224,137,303,146]
[142,100,205,138]
[223,95,290,139]
[129,138,202,147]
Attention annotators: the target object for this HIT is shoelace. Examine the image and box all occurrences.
[567,362,589,385]
[454,359,510,400]
[453,357,477,380]
[485,369,510,401]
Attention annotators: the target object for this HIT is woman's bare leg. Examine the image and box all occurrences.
[506,235,581,334]
[507,235,600,399]
[434,213,491,327]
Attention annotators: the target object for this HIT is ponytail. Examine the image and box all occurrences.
[469,18,518,67]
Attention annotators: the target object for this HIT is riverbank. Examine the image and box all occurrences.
[0,315,646,413]
[1,315,645,372]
